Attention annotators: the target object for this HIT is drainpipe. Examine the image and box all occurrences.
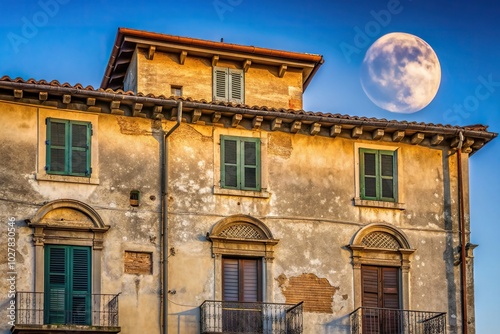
[161,101,183,334]
[457,131,468,334]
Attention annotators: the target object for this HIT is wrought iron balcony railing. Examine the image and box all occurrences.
[14,291,120,327]
[200,300,303,334]
[350,307,446,334]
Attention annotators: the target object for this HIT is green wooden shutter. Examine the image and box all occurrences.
[221,138,239,188]
[45,245,91,325]
[241,139,260,191]
[213,67,228,101]
[46,119,68,173]
[229,69,244,103]
[360,149,396,201]
[45,246,67,324]
[70,122,91,176]
[70,247,91,324]
[46,119,91,177]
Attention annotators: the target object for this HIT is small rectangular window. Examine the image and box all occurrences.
[213,67,244,103]
[221,136,260,191]
[46,118,92,177]
[360,148,397,202]
[171,85,183,97]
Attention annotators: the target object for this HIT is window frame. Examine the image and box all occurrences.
[213,66,245,104]
[45,118,92,177]
[220,135,261,191]
[359,148,397,202]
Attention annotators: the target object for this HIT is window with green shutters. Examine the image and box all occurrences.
[360,148,397,202]
[44,245,91,325]
[213,67,244,103]
[221,136,261,191]
[46,118,92,177]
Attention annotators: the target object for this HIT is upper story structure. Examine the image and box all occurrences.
[101,28,324,110]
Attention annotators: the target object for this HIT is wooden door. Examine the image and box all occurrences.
[222,258,262,332]
[362,266,400,334]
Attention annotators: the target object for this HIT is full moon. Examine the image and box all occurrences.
[360,32,441,113]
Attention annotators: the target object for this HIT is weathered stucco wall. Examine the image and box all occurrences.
[165,123,466,333]
[0,101,164,334]
[0,100,468,334]
[135,48,304,109]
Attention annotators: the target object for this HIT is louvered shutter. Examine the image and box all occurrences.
[242,259,259,302]
[382,267,399,309]
[213,67,228,101]
[71,247,91,324]
[45,245,91,325]
[229,69,244,103]
[47,119,68,173]
[45,246,67,324]
[362,266,379,308]
[71,122,91,176]
[361,150,377,199]
[223,258,240,302]
[241,140,260,190]
[380,152,395,200]
[222,138,239,188]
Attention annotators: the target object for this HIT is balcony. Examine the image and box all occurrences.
[12,292,120,334]
[350,307,446,334]
[200,300,303,334]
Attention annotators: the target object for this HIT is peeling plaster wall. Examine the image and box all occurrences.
[135,48,304,109]
[165,123,466,333]
[0,100,467,334]
[0,101,163,334]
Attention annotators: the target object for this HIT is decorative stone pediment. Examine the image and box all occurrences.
[27,199,109,249]
[208,215,278,260]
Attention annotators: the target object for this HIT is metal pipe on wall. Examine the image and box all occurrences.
[160,101,183,334]
[457,131,468,334]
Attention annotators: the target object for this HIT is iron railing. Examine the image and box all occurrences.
[200,300,303,334]
[15,292,120,327]
[350,307,446,334]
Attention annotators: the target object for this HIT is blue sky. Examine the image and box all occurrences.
[1,0,499,331]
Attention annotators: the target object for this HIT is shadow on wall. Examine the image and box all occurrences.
[169,307,199,334]
[442,150,458,332]
[324,313,351,333]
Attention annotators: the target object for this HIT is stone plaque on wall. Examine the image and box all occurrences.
[124,251,152,275]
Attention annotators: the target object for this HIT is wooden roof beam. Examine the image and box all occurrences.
[243,59,251,72]
[179,50,188,65]
[148,46,156,60]
[279,64,287,78]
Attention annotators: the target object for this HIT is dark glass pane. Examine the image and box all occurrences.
[72,151,87,174]
[224,140,237,164]
[72,124,87,148]
[364,153,376,176]
[50,122,66,146]
[50,148,66,172]
[225,166,238,187]
[244,167,257,188]
[244,141,256,165]
[365,177,377,197]
[381,154,393,177]
[382,179,394,198]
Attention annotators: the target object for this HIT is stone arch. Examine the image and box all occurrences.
[29,198,107,229]
[27,199,109,294]
[349,223,415,309]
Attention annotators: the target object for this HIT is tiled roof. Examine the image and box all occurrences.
[0,75,496,154]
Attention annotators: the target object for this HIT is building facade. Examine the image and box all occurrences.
[0,28,496,334]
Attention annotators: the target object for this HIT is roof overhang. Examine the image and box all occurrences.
[0,77,496,156]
